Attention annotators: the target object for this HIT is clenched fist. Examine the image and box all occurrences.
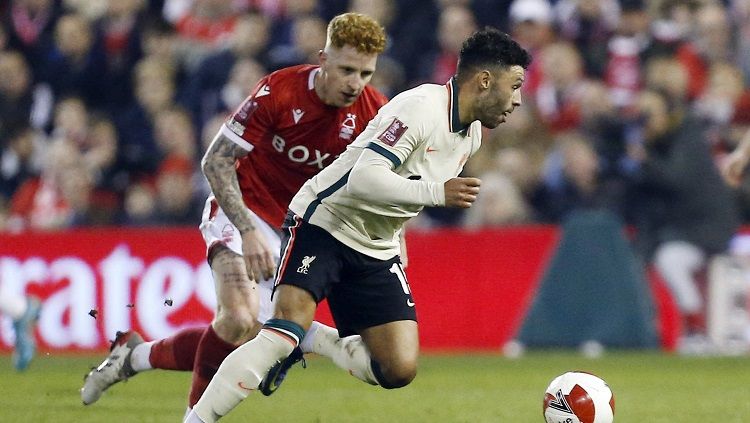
[444,177,481,208]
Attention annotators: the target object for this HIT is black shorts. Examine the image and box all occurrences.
[276,213,417,337]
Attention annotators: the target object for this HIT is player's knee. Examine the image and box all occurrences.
[214,309,261,343]
[375,359,417,389]
[388,367,417,389]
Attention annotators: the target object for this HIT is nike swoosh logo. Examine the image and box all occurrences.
[237,381,256,392]
[426,147,438,153]
[407,299,415,307]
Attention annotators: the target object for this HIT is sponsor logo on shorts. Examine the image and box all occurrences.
[297,255,316,274]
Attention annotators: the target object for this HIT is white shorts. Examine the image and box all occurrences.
[199,197,281,323]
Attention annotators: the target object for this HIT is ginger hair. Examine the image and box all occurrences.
[326,13,386,55]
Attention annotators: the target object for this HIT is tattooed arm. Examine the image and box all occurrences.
[201,133,275,280]
[201,133,255,232]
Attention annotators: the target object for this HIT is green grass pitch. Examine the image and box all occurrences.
[1,351,749,422]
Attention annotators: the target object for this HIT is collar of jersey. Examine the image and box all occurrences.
[308,67,321,90]
[446,77,468,134]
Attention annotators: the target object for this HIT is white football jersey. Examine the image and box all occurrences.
[288,78,483,260]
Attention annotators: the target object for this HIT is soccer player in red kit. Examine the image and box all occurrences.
[80,13,388,411]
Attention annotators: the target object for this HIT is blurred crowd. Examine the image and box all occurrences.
[1,0,750,235]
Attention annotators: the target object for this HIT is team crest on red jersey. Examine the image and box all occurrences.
[377,118,408,146]
[339,113,357,140]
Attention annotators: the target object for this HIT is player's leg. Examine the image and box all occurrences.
[258,319,357,395]
[81,324,206,405]
[143,327,204,371]
[82,251,266,407]
[81,200,246,405]
[360,320,419,388]
[81,327,207,404]
[654,241,706,330]
[81,200,262,406]
[186,201,280,408]
[260,326,383,395]
[187,244,263,407]
[0,289,41,371]
[324,255,419,388]
[187,284,315,423]
[654,240,710,353]
[187,215,333,422]
[262,245,419,391]
[294,318,418,389]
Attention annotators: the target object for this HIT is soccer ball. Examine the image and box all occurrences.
[542,371,615,423]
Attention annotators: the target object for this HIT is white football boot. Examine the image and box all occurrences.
[81,331,144,405]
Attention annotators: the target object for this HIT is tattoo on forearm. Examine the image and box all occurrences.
[202,135,255,233]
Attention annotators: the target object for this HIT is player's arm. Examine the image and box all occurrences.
[347,148,444,206]
[721,129,750,187]
[347,105,480,208]
[201,132,275,281]
[201,133,255,232]
[348,152,480,208]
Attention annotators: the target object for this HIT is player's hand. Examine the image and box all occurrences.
[444,177,481,208]
[721,149,750,188]
[240,229,277,282]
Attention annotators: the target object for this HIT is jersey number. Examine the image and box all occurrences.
[389,263,412,295]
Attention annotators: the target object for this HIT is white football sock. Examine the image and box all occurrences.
[182,407,194,422]
[183,409,204,423]
[654,241,705,313]
[129,341,156,372]
[190,328,296,422]
[305,323,377,385]
[299,320,324,353]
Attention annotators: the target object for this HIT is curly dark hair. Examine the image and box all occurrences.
[456,27,532,82]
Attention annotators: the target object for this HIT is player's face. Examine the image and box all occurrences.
[317,45,378,107]
[474,65,525,129]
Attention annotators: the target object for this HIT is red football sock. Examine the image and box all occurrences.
[684,312,706,335]
[188,325,238,408]
[149,327,205,371]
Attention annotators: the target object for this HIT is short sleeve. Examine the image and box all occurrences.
[221,76,276,151]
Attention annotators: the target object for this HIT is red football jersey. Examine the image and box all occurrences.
[220,65,388,228]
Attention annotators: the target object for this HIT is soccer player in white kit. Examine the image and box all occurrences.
[187,27,531,422]
[80,13,388,410]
